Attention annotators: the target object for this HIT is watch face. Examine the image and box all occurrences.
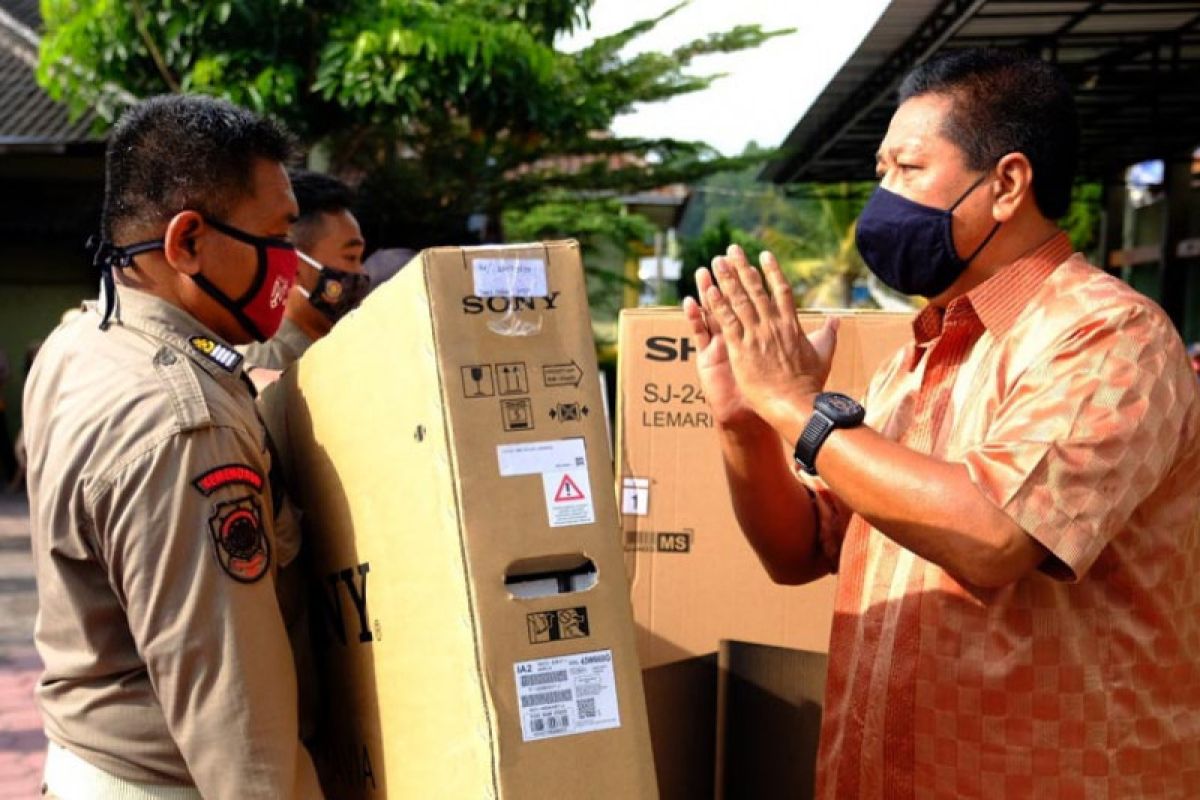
[826,395,858,414]
[817,392,865,425]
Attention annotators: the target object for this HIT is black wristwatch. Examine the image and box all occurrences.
[793,392,865,475]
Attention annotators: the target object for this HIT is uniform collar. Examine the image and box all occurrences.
[911,230,1074,346]
[111,286,247,382]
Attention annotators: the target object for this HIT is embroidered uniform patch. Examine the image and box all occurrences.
[192,464,264,496]
[208,495,271,583]
[189,336,242,372]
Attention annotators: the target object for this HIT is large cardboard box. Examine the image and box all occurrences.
[268,241,656,798]
[615,307,913,798]
[714,641,829,800]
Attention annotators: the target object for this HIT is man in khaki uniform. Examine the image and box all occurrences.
[242,170,368,371]
[24,95,322,799]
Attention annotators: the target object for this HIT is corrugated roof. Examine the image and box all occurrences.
[765,0,1200,183]
[0,0,97,145]
[4,0,37,31]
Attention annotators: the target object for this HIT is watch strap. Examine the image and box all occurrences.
[794,410,836,475]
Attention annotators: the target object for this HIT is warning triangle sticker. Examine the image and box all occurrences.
[554,473,586,502]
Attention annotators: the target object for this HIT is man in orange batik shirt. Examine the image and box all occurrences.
[686,49,1200,799]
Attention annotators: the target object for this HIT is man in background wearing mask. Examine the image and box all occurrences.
[242,170,368,371]
[24,95,322,798]
[687,49,1200,797]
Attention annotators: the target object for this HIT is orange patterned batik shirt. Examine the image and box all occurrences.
[811,232,1200,799]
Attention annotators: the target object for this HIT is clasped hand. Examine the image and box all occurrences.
[681,245,838,438]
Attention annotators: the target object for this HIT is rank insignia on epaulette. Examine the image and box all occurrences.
[208,495,271,583]
[189,336,242,372]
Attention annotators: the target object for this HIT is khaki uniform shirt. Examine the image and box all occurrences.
[240,317,314,371]
[24,287,322,798]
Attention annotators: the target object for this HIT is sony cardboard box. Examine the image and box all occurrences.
[615,307,913,798]
[267,241,656,798]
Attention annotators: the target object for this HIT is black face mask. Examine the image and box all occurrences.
[855,171,1001,298]
[296,250,370,323]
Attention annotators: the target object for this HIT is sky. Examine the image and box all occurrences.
[559,0,893,156]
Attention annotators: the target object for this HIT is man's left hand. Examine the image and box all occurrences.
[696,244,838,440]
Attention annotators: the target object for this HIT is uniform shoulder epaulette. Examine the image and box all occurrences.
[150,345,214,432]
[188,336,243,373]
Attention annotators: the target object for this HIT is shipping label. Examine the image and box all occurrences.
[497,438,586,476]
[514,649,621,742]
[498,438,596,527]
[472,257,548,298]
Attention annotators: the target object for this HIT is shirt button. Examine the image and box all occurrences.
[155,349,177,366]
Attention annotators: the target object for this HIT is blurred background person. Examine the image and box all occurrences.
[242,170,368,370]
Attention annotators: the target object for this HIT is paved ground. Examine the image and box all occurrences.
[0,493,45,799]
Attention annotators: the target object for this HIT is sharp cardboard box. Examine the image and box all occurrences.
[615,307,913,798]
[265,241,656,798]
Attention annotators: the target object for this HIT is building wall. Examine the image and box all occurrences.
[1120,173,1200,344]
[0,246,97,444]
[0,150,103,447]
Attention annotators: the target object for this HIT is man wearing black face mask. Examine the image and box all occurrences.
[23,95,322,798]
[686,50,1200,797]
[242,170,368,371]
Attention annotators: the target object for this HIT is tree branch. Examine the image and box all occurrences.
[129,0,180,93]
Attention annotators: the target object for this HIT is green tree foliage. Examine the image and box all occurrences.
[679,148,877,307]
[675,216,764,301]
[1061,182,1102,258]
[681,146,1106,308]
[503,195,653,316]
[38,0,790,249]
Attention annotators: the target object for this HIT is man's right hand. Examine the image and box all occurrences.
[682,260,835,587]
[682,267,762,429]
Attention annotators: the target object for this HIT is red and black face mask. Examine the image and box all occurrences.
[91,216,298,342]
[191,217,298,341]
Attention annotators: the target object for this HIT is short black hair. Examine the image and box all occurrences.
[287,169,357,251]
[898,49,1078,219]
[103,94,295,241]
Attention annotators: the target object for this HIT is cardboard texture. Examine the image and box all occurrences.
[714,642,828,800]
[267,241,656,798]
[615,307,913,798]
[640,655,718,800]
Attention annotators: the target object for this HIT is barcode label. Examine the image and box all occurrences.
[514,649,621,742]
[521,689,573,708]
[520,670,568,688]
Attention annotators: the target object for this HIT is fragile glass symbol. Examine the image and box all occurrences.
[462,365,495,398]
